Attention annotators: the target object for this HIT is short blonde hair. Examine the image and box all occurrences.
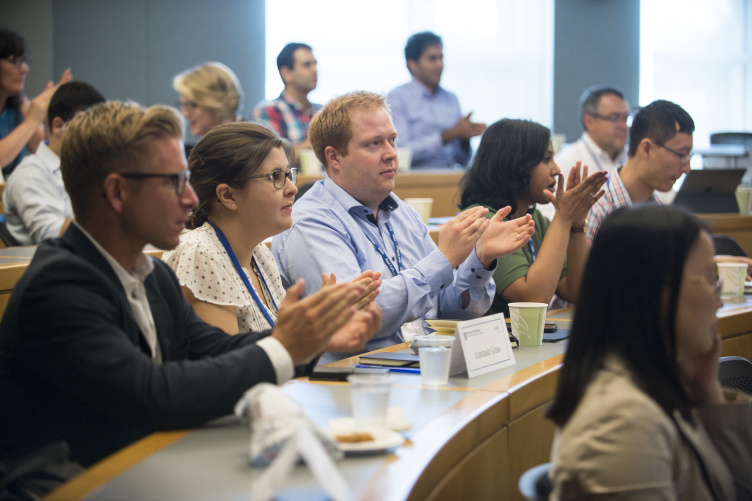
[309,91,390,168]
[61,101,184,220]
[173,62,244,121]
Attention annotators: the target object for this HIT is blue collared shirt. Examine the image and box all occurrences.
[387,78,470,168]
[272,176,495,362]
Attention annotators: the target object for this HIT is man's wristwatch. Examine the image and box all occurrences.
[571,220,588,234]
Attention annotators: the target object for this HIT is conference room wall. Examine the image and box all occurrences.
[0,0,265,145]
[553,0,640,143]
[1,0,639,144]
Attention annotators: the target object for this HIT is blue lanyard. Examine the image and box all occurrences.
[362,221,403,277]
[207,220,278,327]
[528,238,536,263]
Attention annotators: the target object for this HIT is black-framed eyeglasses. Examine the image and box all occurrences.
[176,101,198,112]
[3,54,31,67]
[120,171,191,196]
[655,142,694,163]
[244,168,298,189]
[589,112,630,124]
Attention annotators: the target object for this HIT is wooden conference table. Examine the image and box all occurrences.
[42,297,752,501]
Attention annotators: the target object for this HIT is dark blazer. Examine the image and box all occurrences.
[0,225,280,466]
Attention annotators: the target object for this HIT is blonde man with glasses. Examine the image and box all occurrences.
[0,101,379,474]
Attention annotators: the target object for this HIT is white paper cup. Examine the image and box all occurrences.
[508,302,548,346]
[397,147,412,171]
[414,335,454,386]
[299,149,323,175]
[347,373,391,427]
[718,262,747,302]
[735,185,752,214]
[404,198,433,224]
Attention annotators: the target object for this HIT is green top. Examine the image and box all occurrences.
[469,204,567,317]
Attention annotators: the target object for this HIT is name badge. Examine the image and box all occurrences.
[449,313,516,378]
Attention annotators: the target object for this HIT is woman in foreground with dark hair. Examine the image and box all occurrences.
[459,118,606,315]
[547,205,752,500]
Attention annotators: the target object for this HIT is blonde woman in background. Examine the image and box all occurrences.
[173,62,243,137]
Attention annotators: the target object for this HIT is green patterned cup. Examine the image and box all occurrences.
[718,263,747,302]
[508,302,548,346]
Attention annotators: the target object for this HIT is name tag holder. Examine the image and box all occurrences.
[449,313,517,378]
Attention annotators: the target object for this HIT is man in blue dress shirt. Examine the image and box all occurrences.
[272,91,534,363]
[387,32,486,168]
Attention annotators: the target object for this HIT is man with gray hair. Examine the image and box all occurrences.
[541,85,630,221]
[555,85,630,174]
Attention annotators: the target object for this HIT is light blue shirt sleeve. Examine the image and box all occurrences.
[272,179,495,355]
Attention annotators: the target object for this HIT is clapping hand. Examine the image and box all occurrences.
[475,207,535,268]
[26,69,73,123]
[326,302,382,353]
[437,206,492,269]
[273,280,366,365]
[546,162,607,227]
[321,270,382,310]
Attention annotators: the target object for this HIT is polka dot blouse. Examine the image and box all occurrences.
[162,222,286,332]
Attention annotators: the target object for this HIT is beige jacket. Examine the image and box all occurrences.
[550,358,752,500]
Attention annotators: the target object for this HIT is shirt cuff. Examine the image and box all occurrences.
[462,248,497,286]
[256,336,295,383]
[415,248,456,292]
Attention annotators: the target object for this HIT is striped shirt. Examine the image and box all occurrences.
[587,166,661,244]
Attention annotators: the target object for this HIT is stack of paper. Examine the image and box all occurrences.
[423,319,459,335]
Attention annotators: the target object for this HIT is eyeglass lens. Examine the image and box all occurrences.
[272,169,298,189]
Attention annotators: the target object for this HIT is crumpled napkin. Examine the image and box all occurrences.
[234,383,348,501]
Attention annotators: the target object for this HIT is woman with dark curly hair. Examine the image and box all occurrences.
[0,28,71,177]
[459,118,606,315]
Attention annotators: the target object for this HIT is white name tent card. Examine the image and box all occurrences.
[449,313,516,378]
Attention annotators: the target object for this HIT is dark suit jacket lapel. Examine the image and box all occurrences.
[144,268,182,361]
[61,225,152,357]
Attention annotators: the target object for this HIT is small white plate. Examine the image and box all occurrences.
[329,427,405,454]
[424,319,459,329]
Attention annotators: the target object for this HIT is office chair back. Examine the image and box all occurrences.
[518,462,552,501]
[710,132,752,152]
[712,235,748,257]
[718,356,752,395]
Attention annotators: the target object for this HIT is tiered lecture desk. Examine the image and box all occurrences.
[37,298,751,501]
[0,194,743,499]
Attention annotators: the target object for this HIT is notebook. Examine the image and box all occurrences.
[671,169,745,214]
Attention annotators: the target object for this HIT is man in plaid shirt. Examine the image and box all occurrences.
[252,43,320,167]
[587,100,694,244]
